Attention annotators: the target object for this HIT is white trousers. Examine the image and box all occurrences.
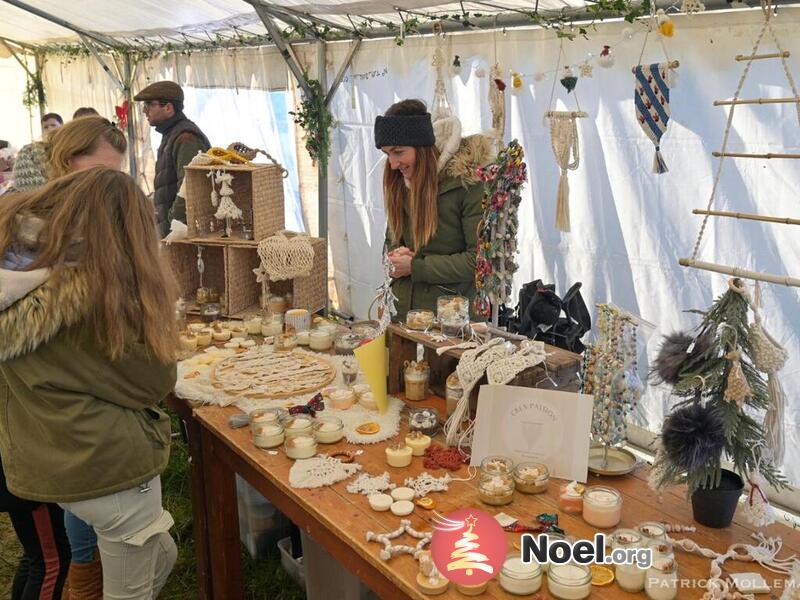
[60,476,177,600]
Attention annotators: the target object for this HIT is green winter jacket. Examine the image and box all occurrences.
[0,267,176,503]
[386,134,494,321]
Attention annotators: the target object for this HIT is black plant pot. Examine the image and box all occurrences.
[691,469,744,529]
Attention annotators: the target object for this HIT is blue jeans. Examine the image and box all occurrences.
[64,510,97,564]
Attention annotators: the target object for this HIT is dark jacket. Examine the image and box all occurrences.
[0,267,176,503]
[154,113,210,237]
[386,134,494,321]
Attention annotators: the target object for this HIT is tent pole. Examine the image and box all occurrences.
[317,38,327,242]
[0,39,45,122]
[324,38,361,107]
[123,52,137,181]
[34,51,45,121]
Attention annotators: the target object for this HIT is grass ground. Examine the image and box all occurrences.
[0,412,304,600]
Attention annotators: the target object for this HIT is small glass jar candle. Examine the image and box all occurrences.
[253,422,284,448]
[638,522,667,542]
[478,473,514,505]
[260,313,284,337]
[195,328,213,347]
[285,435,317,460]
[296,330,310,346]
[403,360,430,401]
[313,417,344,444]
[404,431,431,456]
[351,322,378,340]
[481,455,514,476]
[352,383,370,399]
[406,309,435,331]
[385,443,413,468]
[612,529,646,592]
[268,295,287,315]
[212,326,231,342]
[359,392,378,411]
[274,333,297,352]
[282,416,314,438]
[645,541,678,600]
[341,359,359,385]
[582,486,622,529]
[335,332,363,355]
[245,317,262,335]
[559,481,585,514]
[179,333,198,352]
[309,329,332,351]
[547,563,592,600]
[329,388,355,410]
[200,302,221,323]
[534,532,572,573]
[188,322,205,334]
[499,555,543,595]
[408,407,439,436]
[513,462,550,494]
[249,408,282,434]
[285,308,311,332]
[196,286,211,305]
[445,372,463,417]
[230,325,248,339]
[437,295,469,336]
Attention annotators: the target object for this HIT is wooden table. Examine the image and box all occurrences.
[167,393,800,600]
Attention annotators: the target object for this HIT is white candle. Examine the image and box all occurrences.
[313,418,344,444]
[249,409,280,434]
[296,330,310,345]
[230,326,247,339]
[309,330,332,351]
[261,319,283,337]
[196,329,213,347]
[245,317,262,335]
[285,435,317,460]
[582,486,622,528]
[284,417,313,437]
[499,556,542,595]
[368,493,392,512]
[405,431,431,456]
[390,500,414,516]
[253,423,284,448]
[330,389,355,410]
[616,564,647,592]
[547,564,592,600]
[212,328,231,342]
[385,444,413,468]
[179,334,197,351]
[645,558,678,600]
[390,487,415,502]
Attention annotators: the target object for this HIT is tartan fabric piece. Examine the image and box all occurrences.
[634,62,671,173]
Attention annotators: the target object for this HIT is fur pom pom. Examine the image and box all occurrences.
[651,331,711,385]
[662,403,725,472]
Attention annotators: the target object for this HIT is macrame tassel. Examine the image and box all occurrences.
[764,373,786,465]
[740,471,776,528]
[556,171,571,232]
[653,146,669,173]
[724,349,751,407]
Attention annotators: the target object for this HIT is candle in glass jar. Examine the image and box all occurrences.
[179,333,197,352]
[296,330,310,345]
[285,435,317,460]
[260,315,283,337]
[309,330,332,351]
[559,481,585,514]
[513,463,550,494]
[274,333,297,352]
[212,327,231,342]
[645,542,678,600]
[478,474,514,506]
[499,555,542,595]
[329,388,355,410]
[612,529,646,592]
[268,295,287,314]
[195,329,213,347]
[230,326,247,339]
[638,522,667,542]
[404,431,431,456]
[249,408,281,433]
[253,423,284,448]
[283,417,313,437]
[582,486,622,528]
[358,392,377,411]
[547,564,592,600]
[385,444,413,468]
[313,417,344,444]
[245,317,262,335]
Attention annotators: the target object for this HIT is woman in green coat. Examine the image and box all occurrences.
[375,99,494,321]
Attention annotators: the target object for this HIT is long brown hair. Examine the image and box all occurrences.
[0,168,177,362]
[382,100,440,250]
[48,116,127,179]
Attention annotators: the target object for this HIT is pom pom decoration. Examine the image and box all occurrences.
[452,55,462,75]
[560,67,578,93]
[661,403,726,474]
[598,45,615,68]
[657,9,675,37]
[651,331,712,385]
[511,71,523,95]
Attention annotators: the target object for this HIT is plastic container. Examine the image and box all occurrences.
[236,475,291,559]
[277,536,306,590]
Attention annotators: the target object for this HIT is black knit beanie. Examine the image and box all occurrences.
[374,113,435,149]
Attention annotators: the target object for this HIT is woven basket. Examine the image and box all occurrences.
[184,164,285,240]
[226,245,263,316]
[161,242,226,314]
[281,233,327,314]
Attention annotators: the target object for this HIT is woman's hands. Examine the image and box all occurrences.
[389,247,415,278]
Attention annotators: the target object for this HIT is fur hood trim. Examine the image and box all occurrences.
[0,268,90,362]
[432,116,496,186]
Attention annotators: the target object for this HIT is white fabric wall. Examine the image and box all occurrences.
[0,56,37,149]
[325,9,800,485]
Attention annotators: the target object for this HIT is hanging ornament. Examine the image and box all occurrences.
[489,64,506,144]
[532,71,546,82]
[475,65,486,78]
[493,76,507,92]
[681,0,706,13]
[452,55,462,75]
[114,100,129,130]
[724,349,752,408]
[740,469,776,528]
[560,67,578,93]
[545,111,585,232]
[657,9,675,37]
[511,71,523,95]
[621,27,635,41]
[598,45,615,68]
[579,62,593,78]
[633,63,673,173]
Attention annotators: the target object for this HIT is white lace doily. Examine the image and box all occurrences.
[289,456,362,489]
[346,472,396,495]
[403,472,452,498]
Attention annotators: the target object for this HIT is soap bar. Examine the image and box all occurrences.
[730,573,770,594]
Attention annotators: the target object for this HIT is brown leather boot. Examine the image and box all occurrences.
[62,554,103,600]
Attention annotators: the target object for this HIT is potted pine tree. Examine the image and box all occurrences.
[649,278,787,528]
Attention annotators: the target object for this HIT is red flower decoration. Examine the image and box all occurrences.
[115,100,129,130]
[494,78,507,92]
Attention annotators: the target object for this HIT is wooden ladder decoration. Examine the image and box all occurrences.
[679,0,800,287]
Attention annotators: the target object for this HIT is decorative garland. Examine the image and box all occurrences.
[289,78,334,170]
[473,140,527,320]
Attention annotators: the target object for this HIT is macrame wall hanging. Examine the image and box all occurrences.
[212,170,241,237]
[252,231,315,309]
[489,23,506,148]
[430,22,453,122]
[679,0,800,288]
[545,39,587,233]
[474,140,528,323]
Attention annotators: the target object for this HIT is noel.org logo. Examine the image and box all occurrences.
[430,509,506,586]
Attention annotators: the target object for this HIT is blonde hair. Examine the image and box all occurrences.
[384,145,440,250]
[0,168,177,363]
[48,116,127,179]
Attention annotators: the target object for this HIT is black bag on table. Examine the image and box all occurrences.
[507,279,591,354]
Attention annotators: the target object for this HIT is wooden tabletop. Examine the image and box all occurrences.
[190,395,800,599]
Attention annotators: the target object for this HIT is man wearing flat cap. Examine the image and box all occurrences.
[134,81,210,236]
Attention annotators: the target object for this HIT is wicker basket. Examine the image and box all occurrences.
[273,233,327,315]
[162,242,226,314]
[184,164,285,241]
[226,245,262,317]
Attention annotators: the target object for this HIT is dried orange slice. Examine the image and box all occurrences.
[415,497,435,510]
[590,565,614,586]
[355,422,380,435]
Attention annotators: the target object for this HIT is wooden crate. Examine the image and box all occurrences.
[184,163,285,241]
[387,323,581,404]
[162,242,226,315]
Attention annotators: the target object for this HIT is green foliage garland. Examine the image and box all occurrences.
[289,78,333,171]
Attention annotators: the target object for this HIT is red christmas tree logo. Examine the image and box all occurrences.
[430,509,506,585]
